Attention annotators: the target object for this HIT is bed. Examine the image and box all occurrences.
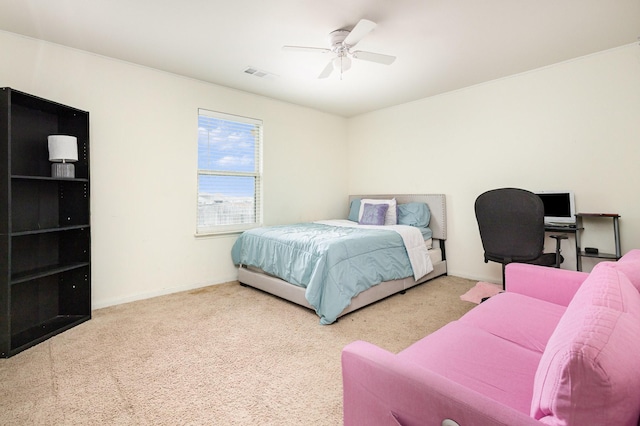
[232,194,447,324]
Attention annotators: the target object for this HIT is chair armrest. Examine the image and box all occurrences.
[342,340,540,426]
[505,263,589,306]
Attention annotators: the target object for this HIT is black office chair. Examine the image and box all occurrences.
[475,188,567,289]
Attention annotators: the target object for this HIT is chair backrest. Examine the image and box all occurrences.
[475,188,545,264]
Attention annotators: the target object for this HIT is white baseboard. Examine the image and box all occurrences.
[91,275,238,310]
[448,269,501,285]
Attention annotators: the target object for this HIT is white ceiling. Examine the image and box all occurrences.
[1,0,639,117]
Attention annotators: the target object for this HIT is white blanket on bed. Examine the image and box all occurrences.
[314,220,433,280]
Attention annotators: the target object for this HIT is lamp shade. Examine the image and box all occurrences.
[48,135,78,162]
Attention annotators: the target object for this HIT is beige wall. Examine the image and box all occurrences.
[347,44,640,282]
[0,31,349,308]
[2,29,638,301]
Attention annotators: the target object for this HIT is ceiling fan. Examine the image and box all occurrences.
[283,19,396,79]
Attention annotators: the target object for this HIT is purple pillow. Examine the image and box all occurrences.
[359,203,389,226]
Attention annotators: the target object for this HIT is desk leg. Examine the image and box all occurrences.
[575,227,582,271]
[613,217,621,259]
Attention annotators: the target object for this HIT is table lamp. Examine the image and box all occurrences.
[48,135,78,178]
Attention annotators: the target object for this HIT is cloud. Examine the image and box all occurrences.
[217,155,253,167]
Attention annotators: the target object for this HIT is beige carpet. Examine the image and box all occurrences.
[0,275,476,425]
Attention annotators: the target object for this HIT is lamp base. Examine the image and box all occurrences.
[51,163,75,178]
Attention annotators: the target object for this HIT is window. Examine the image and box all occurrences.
[197,109,263,235]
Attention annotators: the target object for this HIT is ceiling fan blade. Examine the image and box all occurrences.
[344,19,376,47]
[282,45,331,54]
[352,50,396,65]
[318,61,334,79]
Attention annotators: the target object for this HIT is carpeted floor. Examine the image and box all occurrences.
[0,275,476,425]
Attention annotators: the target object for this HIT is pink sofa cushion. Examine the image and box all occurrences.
[459,292,565,353]
[399,321,542,415]
[599,249,640,292]
[531,266,640,425]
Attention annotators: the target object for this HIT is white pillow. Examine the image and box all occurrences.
[358,198,397,225]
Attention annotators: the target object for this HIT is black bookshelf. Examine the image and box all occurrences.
[0,87,90,357]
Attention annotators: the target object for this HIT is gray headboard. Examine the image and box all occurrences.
[348,194,447,240]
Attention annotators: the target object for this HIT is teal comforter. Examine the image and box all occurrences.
[231,223,415,324]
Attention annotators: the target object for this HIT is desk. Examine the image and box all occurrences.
[575,213,621,271]
[544,224,582,271]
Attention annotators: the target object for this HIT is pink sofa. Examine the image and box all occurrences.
[342,250,640,426]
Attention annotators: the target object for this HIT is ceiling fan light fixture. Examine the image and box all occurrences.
[332,55,352,72]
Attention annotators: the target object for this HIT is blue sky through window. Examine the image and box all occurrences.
[198,115,258,198]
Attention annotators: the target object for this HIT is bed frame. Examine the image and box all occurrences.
[237,194,447,320]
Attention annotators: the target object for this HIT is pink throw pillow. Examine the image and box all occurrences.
[530,266,640,425]
[599,249,640,293]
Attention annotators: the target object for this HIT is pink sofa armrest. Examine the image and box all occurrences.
[342,340,540,426]
[505,263,589,306]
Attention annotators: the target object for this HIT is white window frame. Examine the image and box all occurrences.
[196,108,263,235]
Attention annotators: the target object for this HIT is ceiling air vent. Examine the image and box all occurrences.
[244,67,277,79]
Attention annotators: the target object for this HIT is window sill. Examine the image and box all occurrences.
[195,223,262,238]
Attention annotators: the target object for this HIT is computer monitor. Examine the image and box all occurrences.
[535,191,576,225]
